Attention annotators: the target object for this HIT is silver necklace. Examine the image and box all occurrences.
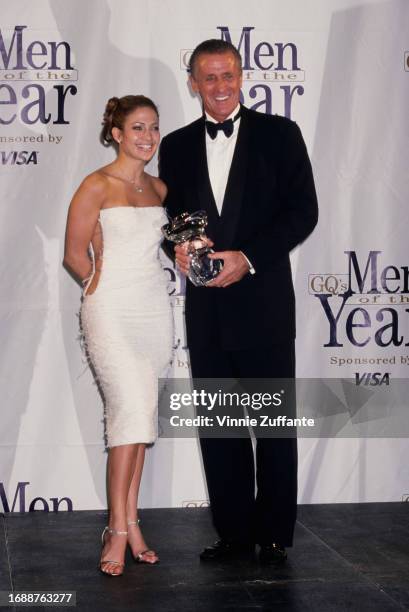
[106,172,144,192]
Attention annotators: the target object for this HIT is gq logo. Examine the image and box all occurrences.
[309,274,348,295]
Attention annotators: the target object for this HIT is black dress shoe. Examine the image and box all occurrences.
[258,543,287,565]
[200,540,254,561]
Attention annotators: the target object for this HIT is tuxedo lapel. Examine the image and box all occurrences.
[218,106,250,249]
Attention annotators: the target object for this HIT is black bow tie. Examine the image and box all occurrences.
[205,110,241,140]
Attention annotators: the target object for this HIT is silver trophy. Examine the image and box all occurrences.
[162,210,223,286]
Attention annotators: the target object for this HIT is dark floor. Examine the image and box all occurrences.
[1,503,409,611]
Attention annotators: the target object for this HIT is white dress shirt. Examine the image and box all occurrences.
[205,104,255,274]
[205,104,241,215]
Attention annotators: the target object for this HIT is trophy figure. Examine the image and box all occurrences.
[162,210,223,286]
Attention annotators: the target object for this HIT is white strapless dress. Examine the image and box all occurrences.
[80,206,173,447]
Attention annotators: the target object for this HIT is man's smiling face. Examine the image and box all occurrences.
[190,51,242,122]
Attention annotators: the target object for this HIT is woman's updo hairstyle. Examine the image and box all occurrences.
[101,95,159,145]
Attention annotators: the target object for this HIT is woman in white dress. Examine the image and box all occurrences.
[64,95,173,576]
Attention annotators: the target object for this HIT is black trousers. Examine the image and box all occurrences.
[189,342,297,547]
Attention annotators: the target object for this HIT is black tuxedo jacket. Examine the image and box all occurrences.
[159,105,318,350]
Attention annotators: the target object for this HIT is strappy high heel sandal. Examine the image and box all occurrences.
[127,520,159,565]
[100,526,128,576]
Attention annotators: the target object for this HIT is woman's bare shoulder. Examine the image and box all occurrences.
[69,170,109,214]
[80,169,110,195]
[149,175,168,203]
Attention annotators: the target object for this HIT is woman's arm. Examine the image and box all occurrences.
[63,173,106,287]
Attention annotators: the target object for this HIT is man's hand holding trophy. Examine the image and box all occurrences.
[162,211,223,286]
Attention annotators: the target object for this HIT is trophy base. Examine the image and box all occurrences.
[188,246,223,287]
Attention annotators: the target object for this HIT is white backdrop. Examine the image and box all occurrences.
[1,0,408,512]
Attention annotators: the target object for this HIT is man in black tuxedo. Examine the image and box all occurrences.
[159,39,318,564]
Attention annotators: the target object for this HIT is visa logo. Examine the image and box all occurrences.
[355,372,390,386]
